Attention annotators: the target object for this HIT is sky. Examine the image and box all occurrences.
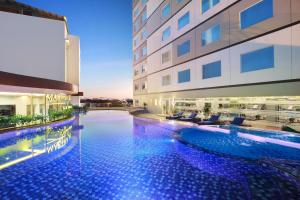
[18,0,133,99]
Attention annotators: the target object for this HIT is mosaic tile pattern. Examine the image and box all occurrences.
[0,110,299,199]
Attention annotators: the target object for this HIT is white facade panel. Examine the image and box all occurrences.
[147,49,161,74]
[147,0,163,17]
[194,0,238,26]
[292,23,300,79]
[230,27,292,85]
[67,35,80,86]
[195,48,231,88]
[172,2,195,40]
[0,11,66,82]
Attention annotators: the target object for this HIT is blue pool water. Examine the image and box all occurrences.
[0,111,299,199]
[178,126,300,160]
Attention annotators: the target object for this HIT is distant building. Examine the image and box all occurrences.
[0,0,82,116]
[132,0,300,123]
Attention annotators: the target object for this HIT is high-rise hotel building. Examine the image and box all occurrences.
[133,0,300,123]
[0,0,82,116]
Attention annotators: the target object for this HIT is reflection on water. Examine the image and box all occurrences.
[0,123,74,170]
[0,111,299,199]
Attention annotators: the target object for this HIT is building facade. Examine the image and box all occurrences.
[0,0,82,116]
[133,0,300,124]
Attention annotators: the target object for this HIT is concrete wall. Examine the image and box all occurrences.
[0,11,66,82]
[146,25,297,94]
[67,35,80,86]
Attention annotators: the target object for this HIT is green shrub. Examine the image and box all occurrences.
[0,108,74,129]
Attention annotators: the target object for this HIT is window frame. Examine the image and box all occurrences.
[178,12,190,30]
[177,40,191,57]
[178,69,191,83]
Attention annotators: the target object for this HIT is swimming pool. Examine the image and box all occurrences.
[0,111,299,199]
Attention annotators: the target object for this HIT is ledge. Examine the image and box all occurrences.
[0,116,75,134]
[0,71,77,93]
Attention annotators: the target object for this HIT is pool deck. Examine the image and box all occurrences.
[133,112,300,133]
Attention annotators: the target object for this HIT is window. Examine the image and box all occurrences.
[141,29,147,40]
[134,20,140,32]
[134,84,139,91]
[176,0,183,4]
[0,105,15,116]
[241,46,274,73]
[202,60,221,79]
[162,4,171,18]
[134,8,140,17]
[142,46,147,57]
[202,0,220,14]
[142,11,147,23]
[141,65,146,73]
[178,69,190,83]
[178,12,190,30]
[134,39,137,47]
[162,51,170,64]
[177,40,190,57]
[142,82,147,90]
[240,0,273,30]
[142,0,148,6]
[134,52,139,61]
[202,24,221,46]
[162,75,171,86]
[162,26,171,41]
[134,69,139,76]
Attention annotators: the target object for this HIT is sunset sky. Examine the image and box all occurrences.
[18,0,133,99]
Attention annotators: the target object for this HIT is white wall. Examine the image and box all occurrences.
[147,0,164,17]
[147,26,297,93]
[146,0,239,56]
[0,11,66,82]
[292,23,300,79]
[67,35,80,86]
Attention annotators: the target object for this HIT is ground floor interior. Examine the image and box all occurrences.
[134,94,300,130]
[0,92,73,116]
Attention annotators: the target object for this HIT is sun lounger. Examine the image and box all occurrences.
[178,113,198,122]
[166,112,184,120]
[230,117,245,126]
[197,115,220,125]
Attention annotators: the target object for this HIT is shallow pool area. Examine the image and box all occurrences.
[0,111,299,199]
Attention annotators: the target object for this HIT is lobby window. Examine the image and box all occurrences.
[202,0,220,14]
[202,24,221,46]
[142,46,147,57]
[177,40,190,57]
[178,69,190,83]
[0,105,16,116]
[162,51,170,64]
[162,26,171,41]
[202,60,221,79]
[178,12,190,30]
[241,46,274,73]
[162,75,171,86]
[240,0,273,30]
[162,3,171,18]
